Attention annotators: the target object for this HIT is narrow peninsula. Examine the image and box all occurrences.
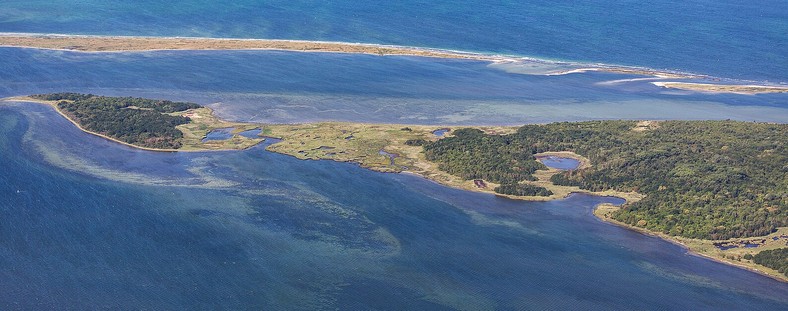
[4,93,786,282]
[7,33,788,94]
[0,33,493,60]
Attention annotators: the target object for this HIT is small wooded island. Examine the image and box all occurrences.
[5,93,787,281]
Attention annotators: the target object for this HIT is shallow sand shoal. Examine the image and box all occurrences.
[653,81,788,94]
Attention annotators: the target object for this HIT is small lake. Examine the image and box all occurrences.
[432,128,450,137]
[538,156,581,170]
[201,127,235,142]
[715,243,761,251]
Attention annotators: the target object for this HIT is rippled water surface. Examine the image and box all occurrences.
[1,2,787,308]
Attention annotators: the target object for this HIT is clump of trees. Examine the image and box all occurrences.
[494,184,553,196]
[753,248,788,276]
[405,139,428,146]
[424,128,552,196]
[34,93,201,149]
[32,92,95,101]
[424,120,787,240]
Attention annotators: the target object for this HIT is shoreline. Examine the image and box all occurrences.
[4,97,182,152]
[0,32,716,81]
[4,33,788,94]
[3,95,785,283]
[1,96,265,153]
[594,204,788,283]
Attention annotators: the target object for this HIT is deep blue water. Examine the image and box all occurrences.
[1,48,786,124]
[1,1,787,82]
[1,102,787,310]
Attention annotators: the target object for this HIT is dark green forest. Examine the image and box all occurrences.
[753,248,788,277]
[424,128,548,194]
[405,138,428,146]
[494,183,553,197]
[33,93,201,149]
[425,120,787,240]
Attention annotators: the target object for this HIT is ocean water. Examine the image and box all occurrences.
[1,102,787,310]
[1,48,786,125]
[1,1,787,82]
[1,1,787,308]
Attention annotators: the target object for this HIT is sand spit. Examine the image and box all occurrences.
[0,33,706,81]
[0,33,498,61]
[653,82,788,95]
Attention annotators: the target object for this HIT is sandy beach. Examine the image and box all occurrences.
[0,33,496,61]
[9,33,788,96]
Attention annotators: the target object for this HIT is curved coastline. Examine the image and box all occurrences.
[594,205,788,284]
[1,96,264,152]
[4,97,182,152]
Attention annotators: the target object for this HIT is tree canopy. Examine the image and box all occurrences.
[753,248,788,276]
[425,120,787,240]
[33,93,201,149]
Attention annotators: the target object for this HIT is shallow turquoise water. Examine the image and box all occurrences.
[1,0,786,81]
[1,103,786,310]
